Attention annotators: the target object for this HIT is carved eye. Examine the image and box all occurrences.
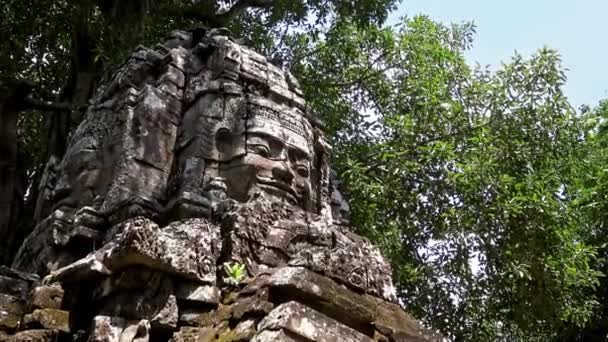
[250,144,270,157]
[296,165,309,177]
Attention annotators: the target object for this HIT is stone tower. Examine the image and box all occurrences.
[0,29,438,341]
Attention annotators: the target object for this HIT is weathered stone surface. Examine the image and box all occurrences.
[289,227,397,302]
[250,330,302,342]
[223,196,396,302]
[6,329,60,342]
[232,319,257,339]
[118,320,150,342]
[28,284,63,310]
[266,267,376,329]
[93,268,158,300]
[369,295,441,342]
[214,318,257,341]
[40,252,110,284]
[174,283,220,305]
[0,294,25,331]
[168,327,215,342]
[257,301,374,342]
[230,290,274,321]
[12,209,96,276]
[54,225,101,249]
[194,305,232,329]
[0,276,29,300]
[46,218,221,284]
[150,295,178,331]
[89,315,126,342]
[22,309,69,333]
[0,267,39,285]
[177,308,205,327]
[264,266,434,339]
[97,272,175,328]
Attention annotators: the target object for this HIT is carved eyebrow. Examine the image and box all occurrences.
[246,132,278,144]
[246,132,311,159]
[246,134,271,146]
[288,145,311,161]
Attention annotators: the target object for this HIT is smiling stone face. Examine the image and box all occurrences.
[219,100,314,210]
[220,131,312,209]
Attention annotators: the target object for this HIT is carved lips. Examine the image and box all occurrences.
[256,176,300,205]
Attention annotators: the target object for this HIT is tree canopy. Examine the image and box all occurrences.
[296,16,602,340]
[3,1,608,341]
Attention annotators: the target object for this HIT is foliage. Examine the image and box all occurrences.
[295,16,602,340]
[223,262,247,286]
[554,100,608,341]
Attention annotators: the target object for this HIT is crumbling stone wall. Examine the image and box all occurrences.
[0,29,439,342]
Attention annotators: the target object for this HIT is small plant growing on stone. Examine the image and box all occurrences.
[223,261,246,286]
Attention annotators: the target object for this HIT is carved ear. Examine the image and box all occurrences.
[215,127,240,159]
[312,129,334,216]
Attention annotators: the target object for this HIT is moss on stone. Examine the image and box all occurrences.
[24,308,70,333]
[197,304,232,328]
[214,324,255,342]
[221,291,239,305]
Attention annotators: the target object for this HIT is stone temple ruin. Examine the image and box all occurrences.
[0,29,437,341]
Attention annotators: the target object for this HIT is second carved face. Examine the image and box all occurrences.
[219,122,313,210]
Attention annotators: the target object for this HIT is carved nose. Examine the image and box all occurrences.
[272,162,295,184]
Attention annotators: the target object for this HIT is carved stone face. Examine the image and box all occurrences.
[52,135,106,211]
[219,123,313,209]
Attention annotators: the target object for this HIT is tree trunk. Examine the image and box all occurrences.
[0,83,29,265]
[46,10,99,161]
[0,24,99,264]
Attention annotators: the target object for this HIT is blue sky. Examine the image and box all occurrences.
[389,0,608,109]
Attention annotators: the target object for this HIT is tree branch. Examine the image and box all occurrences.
[217,0,275,22]
[181,0,275,26]
[20,97,73,112]
[0,79,79,113]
